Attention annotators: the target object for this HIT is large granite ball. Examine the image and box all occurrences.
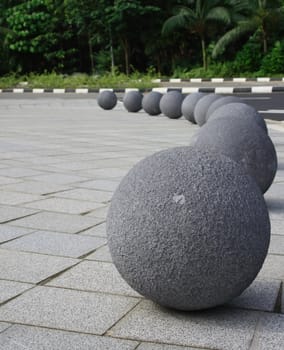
[181,92,206,123]
[194,116,277,193]
[142,91,162,116]
[97,90,117,110]
[208,102,268,134]
[205,95,242,122]
[159,91,183,119]
[107,146,270,311]
[194,94,223,126]
[123,91,143,112]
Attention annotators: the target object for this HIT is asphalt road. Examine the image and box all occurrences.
[237,93,284,121]
[0,92,284,121]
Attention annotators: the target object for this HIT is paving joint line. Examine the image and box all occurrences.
[274,281,283,313]
[37,261,82,286]
[103,299,142,337]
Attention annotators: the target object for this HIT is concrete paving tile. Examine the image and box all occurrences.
[0,249,77,283]
[0,167,43,178]
[269,211,284,220]
[85,206,109,219]
[58,158,133,169]
[51,160,102,171]
[83,168,129,179]
[47,260,140,297]
[269,235,284,255]
[92,152,131,159]
[81,222,106,237]
[0,191,41,205]
[228,279,281,312]
[270,220,284,236]
[0,176,20,185]
[11,212,101,233]
[78,179,119,192]
[24,197,104,214]
[22,156,67,165]
[1,181,71,195]
[257,254,284,280]
[0,225,34,243]
[0,206,38,224]
[108,300,261,350]
[274,171,284,183]
[86,244,112,262]
[250,313,284,350]
[0,325,138,350]
[55,188,113,203]
[29,173,90,184]
[0,280,33,304]
[0,322,11,333]
[1,231,106,258]
[266,194,284,213]
[0,286,139,335]
[137,343,203,350]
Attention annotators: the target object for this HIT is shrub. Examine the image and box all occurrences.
[232,37,263,74]
[260,41,284,75]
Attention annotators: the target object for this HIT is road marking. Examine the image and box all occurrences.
[243,97,271,100]
[252,86,273,93]
[257,77,270,82]
[259,110,284,114]
[181,87,200,93]
[233,78,247,82]
[152,87,168,93]
[215,87,234,94]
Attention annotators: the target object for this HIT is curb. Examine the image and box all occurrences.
[1,78,284,94]
[1,86,284,94]
[152,77,284,83]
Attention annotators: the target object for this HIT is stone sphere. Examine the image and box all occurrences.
[159,91,183,119]
[123,91,143,112]
[194,94,223,126]
[208,102,268,134]
[97,90,117,110]
[194,115,277,193]
[205,95,242,122]
[142,91,162,116]
[181,92,206,123]
[107,146,270,311]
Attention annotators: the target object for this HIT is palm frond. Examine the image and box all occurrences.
[207,6,231,25]
[162,14,189,35]
[162,7,196,35]
[212,20,256,58]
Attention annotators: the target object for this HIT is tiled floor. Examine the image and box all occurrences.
[0,97,283,350]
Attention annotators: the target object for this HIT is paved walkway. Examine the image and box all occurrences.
[0,98,283,350]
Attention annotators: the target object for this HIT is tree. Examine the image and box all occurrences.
[106,0,159,75]
[5,0,74,72]
[162,0,233,70]
[213,0,284,58]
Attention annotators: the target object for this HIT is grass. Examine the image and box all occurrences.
[1,68,284,89]
[0,72,158,89]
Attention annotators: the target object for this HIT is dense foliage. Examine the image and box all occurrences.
[1,0,284,76]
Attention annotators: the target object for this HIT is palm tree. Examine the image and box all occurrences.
[162,0,233,70]
[212,0,284,58]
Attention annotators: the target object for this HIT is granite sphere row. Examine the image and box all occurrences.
[107,146,270,311]
[194,115,277,193]
[97,89,271,135]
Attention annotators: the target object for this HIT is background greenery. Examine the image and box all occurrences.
[1,0,284,82]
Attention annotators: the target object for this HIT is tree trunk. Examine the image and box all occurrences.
[121,37,130,75]
[109,27,115,74]
[88,32,94,73]
[201,36,207,70]
[263,29,268,54]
